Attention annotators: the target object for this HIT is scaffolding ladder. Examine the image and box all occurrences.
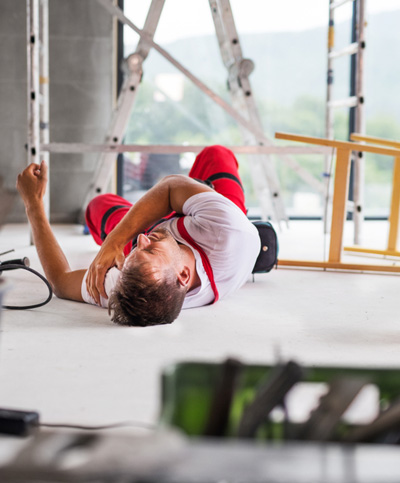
[92,0,287,223]
[209,0,286,223]
[325,0,366,243]
[26,0,49,218]
[85,0,328,223]
[82,0,166,212]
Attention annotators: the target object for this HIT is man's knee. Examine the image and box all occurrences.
[86,193,129,217]
[85,194,122,231]
[87,194,110,210]
[86,194,104,216]
[192,145,239,176]
[201,145,238,165]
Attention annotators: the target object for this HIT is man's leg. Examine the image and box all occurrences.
[85,194,133,255]
[189,145,246,214]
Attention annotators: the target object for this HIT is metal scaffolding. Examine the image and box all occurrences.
[28,0,348,224]
[27,0,49,218]
[325,0,367,243]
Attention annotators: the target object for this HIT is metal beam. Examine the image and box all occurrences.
[41,143,331,155]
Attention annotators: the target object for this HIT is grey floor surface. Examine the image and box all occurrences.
[0,220,399,431]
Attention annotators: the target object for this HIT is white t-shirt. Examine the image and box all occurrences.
[81,192,260,309]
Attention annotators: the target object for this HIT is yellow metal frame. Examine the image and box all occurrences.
[274,132,400,273]
[344,134,400,258]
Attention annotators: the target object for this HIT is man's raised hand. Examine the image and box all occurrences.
[16,161,48,209]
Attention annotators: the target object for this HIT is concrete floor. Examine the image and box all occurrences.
[0,220,399,431]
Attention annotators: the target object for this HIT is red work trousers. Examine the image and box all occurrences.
[85,145,246,255]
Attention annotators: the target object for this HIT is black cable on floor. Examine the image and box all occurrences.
[1,264,53,310]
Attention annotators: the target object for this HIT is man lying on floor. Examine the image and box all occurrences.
[16,146,260,327]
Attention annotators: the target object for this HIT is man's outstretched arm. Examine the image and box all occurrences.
[16,161,85,302]
[86,174,214,303]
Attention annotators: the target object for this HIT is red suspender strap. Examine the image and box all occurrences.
[176,217,219,303]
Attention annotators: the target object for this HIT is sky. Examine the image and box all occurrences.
[124,0,400,44]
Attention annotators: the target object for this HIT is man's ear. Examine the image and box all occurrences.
[177,265,190,288]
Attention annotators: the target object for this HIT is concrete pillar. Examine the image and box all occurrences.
[0,0,114,222]
[0,0,28,222]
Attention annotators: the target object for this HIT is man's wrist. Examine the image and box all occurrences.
[25,199,45,218]
[103,223,134,248]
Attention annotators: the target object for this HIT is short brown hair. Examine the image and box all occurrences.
[108,262,186,327]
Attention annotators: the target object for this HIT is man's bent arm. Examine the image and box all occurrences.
[103,175,212,247]
[17,162,85,302]
[86,175,214,302]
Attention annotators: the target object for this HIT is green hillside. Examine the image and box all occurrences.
[127,9,400,124]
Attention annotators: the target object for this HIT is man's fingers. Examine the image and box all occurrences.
[87,263,107,303]
[92,279,101,305]
[28,163,41,174]
[86,268,98,304]
[39,160,48,180]
[95,264,108,299]
[115,253,125,270]
[17,163,45,190]
[91,285,101,306]
[17,163,38,182]
[32,161,47,180]
[87,247,124,304]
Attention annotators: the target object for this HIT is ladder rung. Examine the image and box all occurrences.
[329,42,359,60]
[330,0,355,11]
[328,96,358,109]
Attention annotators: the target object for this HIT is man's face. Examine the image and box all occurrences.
[123,228,182,276]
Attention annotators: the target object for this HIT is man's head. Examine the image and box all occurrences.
[108,228,191,327]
